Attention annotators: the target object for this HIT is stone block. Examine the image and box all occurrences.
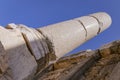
[0,26,37,80]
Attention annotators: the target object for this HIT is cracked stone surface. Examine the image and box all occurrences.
[0,27,37,80]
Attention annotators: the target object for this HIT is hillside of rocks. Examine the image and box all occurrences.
[35,40,120,80]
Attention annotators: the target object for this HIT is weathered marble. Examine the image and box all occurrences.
[0,26,37,80]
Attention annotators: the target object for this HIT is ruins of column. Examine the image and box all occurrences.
[37,12,112,60]
[0,12,112,80]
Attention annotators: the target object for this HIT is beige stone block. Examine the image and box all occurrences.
[0,26,37,80]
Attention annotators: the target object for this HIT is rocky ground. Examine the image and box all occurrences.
[34,40,120,80]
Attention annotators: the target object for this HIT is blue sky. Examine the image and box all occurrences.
[0,0,119,54]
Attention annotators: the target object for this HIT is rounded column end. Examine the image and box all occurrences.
[90,12,112,32]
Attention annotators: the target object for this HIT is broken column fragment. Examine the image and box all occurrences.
[38,12,112,59]
[0,27,37,80]
[0,12,112,80]
[6,24,51,72]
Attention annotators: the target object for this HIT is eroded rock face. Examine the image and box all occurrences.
[35,40,120,80]
[83,41,120,80]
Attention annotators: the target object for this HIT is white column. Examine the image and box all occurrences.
[38,12,112,59]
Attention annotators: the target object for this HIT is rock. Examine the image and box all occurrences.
[0,26,37,80]
[0,41,8,77]
[108,62,120,80]
[99,48,111,57]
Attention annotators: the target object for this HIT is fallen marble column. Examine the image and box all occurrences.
[38,12,112,60]
[6,12,112,62]
[0,12,112,80]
